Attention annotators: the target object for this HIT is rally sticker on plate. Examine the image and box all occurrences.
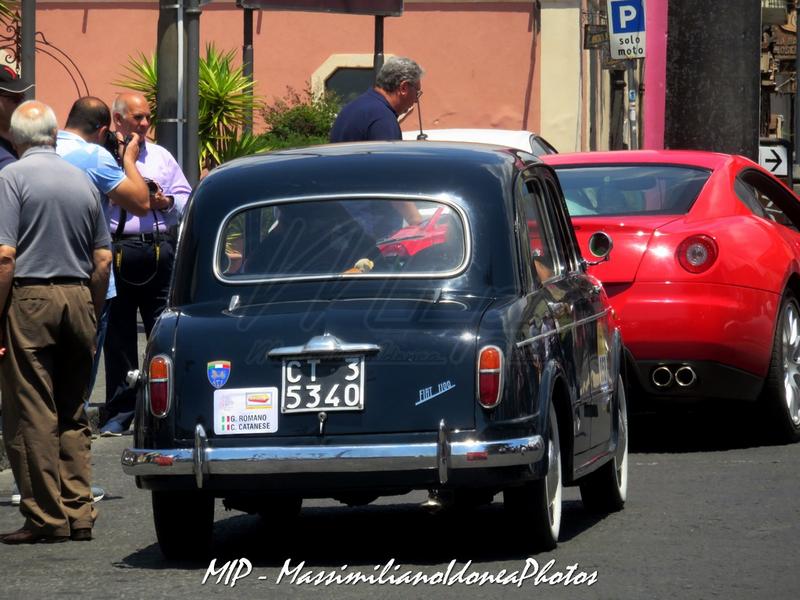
[213,387,278,435]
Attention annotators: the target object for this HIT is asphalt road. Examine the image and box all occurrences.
[0,403,798,600]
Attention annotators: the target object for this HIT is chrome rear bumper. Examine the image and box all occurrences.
[121,422,544,488]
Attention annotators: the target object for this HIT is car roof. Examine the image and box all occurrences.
[200,141,542,210]
[212,140,530,172]
[401,128,542,151]
[541,149,735,170]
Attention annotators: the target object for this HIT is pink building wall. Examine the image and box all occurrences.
[642,0,668,149]
[33,2,542,137]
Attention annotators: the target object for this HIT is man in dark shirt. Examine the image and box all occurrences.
[330,57,424,238]
[330,56,423,143]
[0,66,33,170]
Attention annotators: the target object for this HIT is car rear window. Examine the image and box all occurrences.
[217,198,467,280]
[554,165,711,216]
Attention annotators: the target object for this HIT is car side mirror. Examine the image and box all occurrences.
[585,231,613,266]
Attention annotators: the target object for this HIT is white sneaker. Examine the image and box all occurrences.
[9,483,104,503]
[91,486,105,503]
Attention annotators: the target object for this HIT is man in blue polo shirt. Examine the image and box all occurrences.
[330,57,424,239]
[330,56,423,143]
[56,97,149,409]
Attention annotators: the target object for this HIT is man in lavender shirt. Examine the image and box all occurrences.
[100,92,191,434]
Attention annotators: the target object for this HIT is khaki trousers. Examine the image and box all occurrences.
[0,282,97,535]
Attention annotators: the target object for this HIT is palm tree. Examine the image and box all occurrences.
[115,44,269,171]
[0,1,17,19]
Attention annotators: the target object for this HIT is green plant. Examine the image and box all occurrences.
[0,1,19,19]
[115,52,158,122]
[198,44,263,168]
[115,44,262,170]
[261,87,340,150]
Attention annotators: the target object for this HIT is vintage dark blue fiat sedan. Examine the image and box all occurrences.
[121,142,628,558]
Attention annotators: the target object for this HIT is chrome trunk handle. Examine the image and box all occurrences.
[268,333,380,359]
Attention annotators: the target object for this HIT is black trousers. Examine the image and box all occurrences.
[103,238,175,418]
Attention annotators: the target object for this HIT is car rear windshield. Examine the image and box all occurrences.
[554,165,712,216]
[217,198,467,280]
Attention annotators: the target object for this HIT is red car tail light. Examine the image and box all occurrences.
[677,235,718,274]
[148,355,172,418]
[477,345,503,408]
[380,243,409,258]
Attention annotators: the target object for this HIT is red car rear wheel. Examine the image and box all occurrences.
[762,293,800,443]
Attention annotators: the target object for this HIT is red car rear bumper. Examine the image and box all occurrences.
[608,281,780,379]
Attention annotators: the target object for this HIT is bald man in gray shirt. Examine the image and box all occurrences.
[0,101,111,544]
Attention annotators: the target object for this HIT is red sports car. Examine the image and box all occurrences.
[377,206,461,260]
[542,150,800,443]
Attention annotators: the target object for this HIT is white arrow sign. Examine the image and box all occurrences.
[758,144,788,177]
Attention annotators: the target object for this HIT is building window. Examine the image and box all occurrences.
[312,53,394,102]
[326,67,374,104]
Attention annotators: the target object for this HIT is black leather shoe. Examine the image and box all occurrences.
[1,528,69,545]
[70,528,92,541]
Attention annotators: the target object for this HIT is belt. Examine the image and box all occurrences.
[14,277,88,286]
[114,232,173,243]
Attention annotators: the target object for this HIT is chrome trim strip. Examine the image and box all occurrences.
[568,307,610,330]
[212,193,472,284]
[120,435,545,477]
[516,308,610,349]
[515,328,558,349]
[437,420,449,485]
[194,424,207,488]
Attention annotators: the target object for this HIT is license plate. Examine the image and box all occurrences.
[281,356,365,413]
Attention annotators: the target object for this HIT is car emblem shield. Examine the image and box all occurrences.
[207,360,231,388]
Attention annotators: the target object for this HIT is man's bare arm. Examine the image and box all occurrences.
[0,244,16,357]
[398,201,422,226]
[89,248,112,322]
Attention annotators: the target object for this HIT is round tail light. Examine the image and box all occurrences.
[477,345,503,409]
[677,235,718,274]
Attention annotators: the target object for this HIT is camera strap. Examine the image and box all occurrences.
[114,208,127,240]
[112,206,164,287]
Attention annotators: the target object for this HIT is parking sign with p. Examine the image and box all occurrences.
[607,0,646,59]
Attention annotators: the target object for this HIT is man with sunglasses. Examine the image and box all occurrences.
[330,56,424,143]
[0,66,32,171]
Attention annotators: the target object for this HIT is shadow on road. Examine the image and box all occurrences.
[119,497,610,570]
[629,400,785,453]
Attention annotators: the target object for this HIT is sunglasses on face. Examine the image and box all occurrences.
[405,81,423,100]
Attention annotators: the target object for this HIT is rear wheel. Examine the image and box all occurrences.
[152,491,214,560]
[580,375,628,512]
[762,293,800,443]
[504,402,562,551]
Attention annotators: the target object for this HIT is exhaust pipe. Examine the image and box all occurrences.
[652,366,673,388]
[674,365,697,387]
